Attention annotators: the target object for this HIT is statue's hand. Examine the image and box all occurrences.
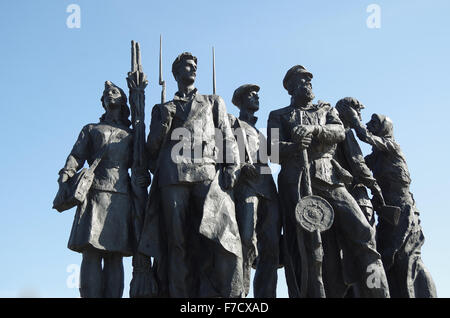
[241,163,258,179]
[293,125,316,139]
[223,167,238,190]
[348,114,362,130]
[298,135,312,149]
[137,174,151,188]
[292,125,314,149]
[132,168,151,188]
[127,71,148,91]
[160,103,176,125]
[127,71,148,121]
[58,173,69,184]
[370,183,386,208]
[354,125,371,143]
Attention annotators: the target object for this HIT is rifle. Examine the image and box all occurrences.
[129,40,147,168]
[127,40,157,298]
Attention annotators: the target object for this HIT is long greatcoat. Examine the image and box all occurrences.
[137,91,244,297]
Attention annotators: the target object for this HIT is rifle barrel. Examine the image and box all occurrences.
[136,42,142,72]
[131,40,136,72]
[159,35,163,83]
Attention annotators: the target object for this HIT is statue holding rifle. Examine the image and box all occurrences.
[137,51,244,297]
[53,52,151,298]
[53,40,151,298]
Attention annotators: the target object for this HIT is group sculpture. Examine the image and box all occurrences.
[53,41,437,298]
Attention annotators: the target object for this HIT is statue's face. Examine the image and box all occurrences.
[290,73,314,102]
[367,115,381,135]
[103,86,123,110]
[242,90,259,112]
[176,58,197,85]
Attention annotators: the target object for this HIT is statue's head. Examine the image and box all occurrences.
[232,84,260,112]
[100,81,130,126]
[367,113,394,138]
[172,52,197,86]
[335,97,365,127]
[101,81,127,111]
[283,65,314,104]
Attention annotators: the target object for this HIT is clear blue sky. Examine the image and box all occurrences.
[0,0,449,297]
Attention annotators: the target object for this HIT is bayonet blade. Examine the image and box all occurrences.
[212,46,216,95]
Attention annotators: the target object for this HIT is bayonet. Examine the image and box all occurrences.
[159,34,166,103]
[212,46,216,95]
[131,40,137,73]
[136,42,142,80]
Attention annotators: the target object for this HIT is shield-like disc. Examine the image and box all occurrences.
[295,195,334,233]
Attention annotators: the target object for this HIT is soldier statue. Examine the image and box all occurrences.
[228,84,281,298]
[137,52,243,298]
[267,65,390,298]
[352,111,437,298]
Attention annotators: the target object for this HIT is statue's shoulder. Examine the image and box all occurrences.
[75,123,101,139]
[269,105,293,118]
[228,113,238,126]
[82,123,98,132]
[152,101,175,112]
[155,100,176,107]
[199,93,225,105]
[314,100,338,118]
[314,100,332,111]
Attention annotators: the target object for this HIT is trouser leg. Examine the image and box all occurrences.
[152,257,169,297]
[160,184,191,297]
[235,193,258,297]
[254,197,281,298]
[407,231,437,298]
[315,186,390,298]
[191,180,239,297]
[103,252,124,298]
[80,247,103,298]
[392,230,437,298]
[412,259,437,298]
[278,180,303,297]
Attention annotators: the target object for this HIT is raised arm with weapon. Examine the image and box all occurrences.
[127,40,157,298]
